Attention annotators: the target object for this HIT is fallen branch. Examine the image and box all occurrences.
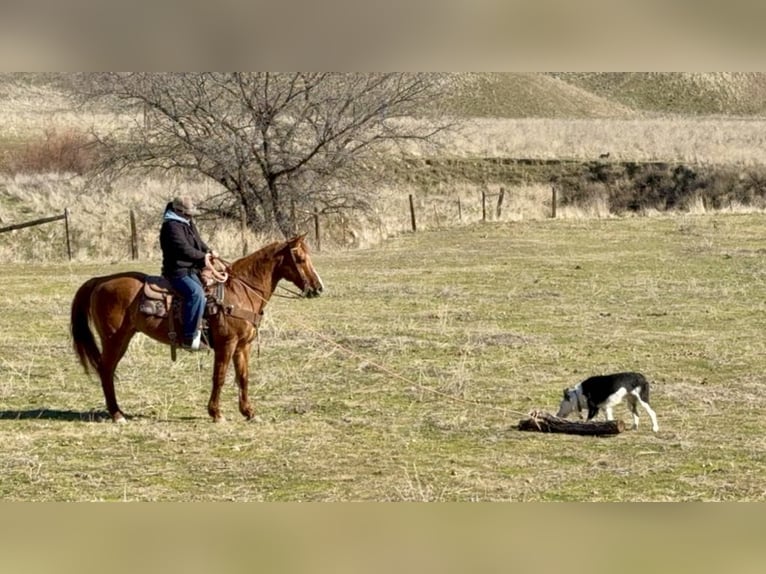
[517,410,625,436]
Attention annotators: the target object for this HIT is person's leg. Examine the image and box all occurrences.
[170,274,206,347]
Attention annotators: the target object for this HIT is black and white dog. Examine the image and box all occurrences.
[556,372,659,432]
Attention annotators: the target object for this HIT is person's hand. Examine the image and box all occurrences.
[209,249,219,259]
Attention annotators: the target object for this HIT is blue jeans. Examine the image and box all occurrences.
[169,273,206,341]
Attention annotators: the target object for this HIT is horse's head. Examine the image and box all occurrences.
[279,234,324,298]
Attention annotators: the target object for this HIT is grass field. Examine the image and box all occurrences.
[1,213,764,501]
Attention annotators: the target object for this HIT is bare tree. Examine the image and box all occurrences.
[77,73,450,236]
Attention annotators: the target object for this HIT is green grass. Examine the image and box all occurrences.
[1,213,765,500]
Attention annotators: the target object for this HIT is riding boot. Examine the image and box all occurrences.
[182,330,208,351]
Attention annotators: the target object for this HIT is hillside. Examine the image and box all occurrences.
[4,72,766,128]
[442,72,637,118]
[551,72,766,116]
[6,72,766,121]
[443,72,766,118]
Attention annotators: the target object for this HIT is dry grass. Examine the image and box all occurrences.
[0,174,277,262]
[432,117,766,165]
[2,214,765,500]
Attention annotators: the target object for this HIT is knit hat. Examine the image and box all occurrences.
[171,196,199,216]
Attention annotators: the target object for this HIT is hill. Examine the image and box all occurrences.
[441,72,637,118]
[5,72,766,126]
[551,72,766,116]
[442,72,766,118]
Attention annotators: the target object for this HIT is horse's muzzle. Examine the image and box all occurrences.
[304,285,323,298]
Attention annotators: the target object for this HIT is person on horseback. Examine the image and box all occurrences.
[160,196,218,351]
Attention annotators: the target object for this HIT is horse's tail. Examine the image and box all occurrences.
[70,277,102,376]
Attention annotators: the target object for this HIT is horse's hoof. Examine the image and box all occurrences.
[113,413,127,424]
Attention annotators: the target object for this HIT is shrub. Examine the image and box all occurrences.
[3,128,98,175]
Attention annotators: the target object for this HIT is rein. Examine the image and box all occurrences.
[274,284,304,299]
[215,253,307,301]
[207,257,267,327]
[229,273,268,303]
[210,253,305,328]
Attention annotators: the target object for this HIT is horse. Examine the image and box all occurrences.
[70,234,324,423]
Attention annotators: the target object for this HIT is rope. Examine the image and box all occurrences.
[283,317,530,420]
[213,255,529,419]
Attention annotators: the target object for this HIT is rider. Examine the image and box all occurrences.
[160,196,218,351]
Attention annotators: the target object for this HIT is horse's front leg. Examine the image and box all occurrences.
[208,342,236,422]
[233,341,255,420]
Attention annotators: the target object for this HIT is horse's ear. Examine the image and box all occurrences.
[288,233,307,247]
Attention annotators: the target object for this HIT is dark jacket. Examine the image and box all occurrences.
[160,207,210,279]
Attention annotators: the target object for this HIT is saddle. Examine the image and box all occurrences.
[140,276,176,318]
[139,268,227,358]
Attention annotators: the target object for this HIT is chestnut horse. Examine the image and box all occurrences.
[70,235,324,423]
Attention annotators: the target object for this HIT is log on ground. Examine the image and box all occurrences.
[517,410,625,436]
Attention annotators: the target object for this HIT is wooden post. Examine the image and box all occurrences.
[129,209,138,260]
[64,208,72,261]
[496,187,505,219]
[409,194,417,232]
[551,185,557,219]
[457,198,462,223]
[291,200,296,231]
[240,204,248,256]
[313,207,321,252]
[481,190,487,222]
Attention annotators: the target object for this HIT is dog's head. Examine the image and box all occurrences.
[556,387,584,419]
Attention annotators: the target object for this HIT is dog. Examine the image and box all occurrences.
[556,372,659,432]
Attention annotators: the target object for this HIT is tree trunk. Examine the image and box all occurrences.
[517,411,625,436]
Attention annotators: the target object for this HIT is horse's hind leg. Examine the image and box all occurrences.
[98,328,136,423]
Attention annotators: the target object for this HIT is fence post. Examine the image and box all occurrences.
[481,190,487,222]
[457,198,462,223]
[240,204,248,256]
[496,187,505,219]
[0,211,72,260]
[64,208,72,261]
[551,185,557,219]
[409,194,417,232]
[129,209,138,260]
[313,207,321,252]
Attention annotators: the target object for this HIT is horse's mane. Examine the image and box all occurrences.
[230,240,286,276]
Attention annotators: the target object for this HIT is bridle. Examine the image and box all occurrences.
[285,246,316,298]
[212,247,313,303]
